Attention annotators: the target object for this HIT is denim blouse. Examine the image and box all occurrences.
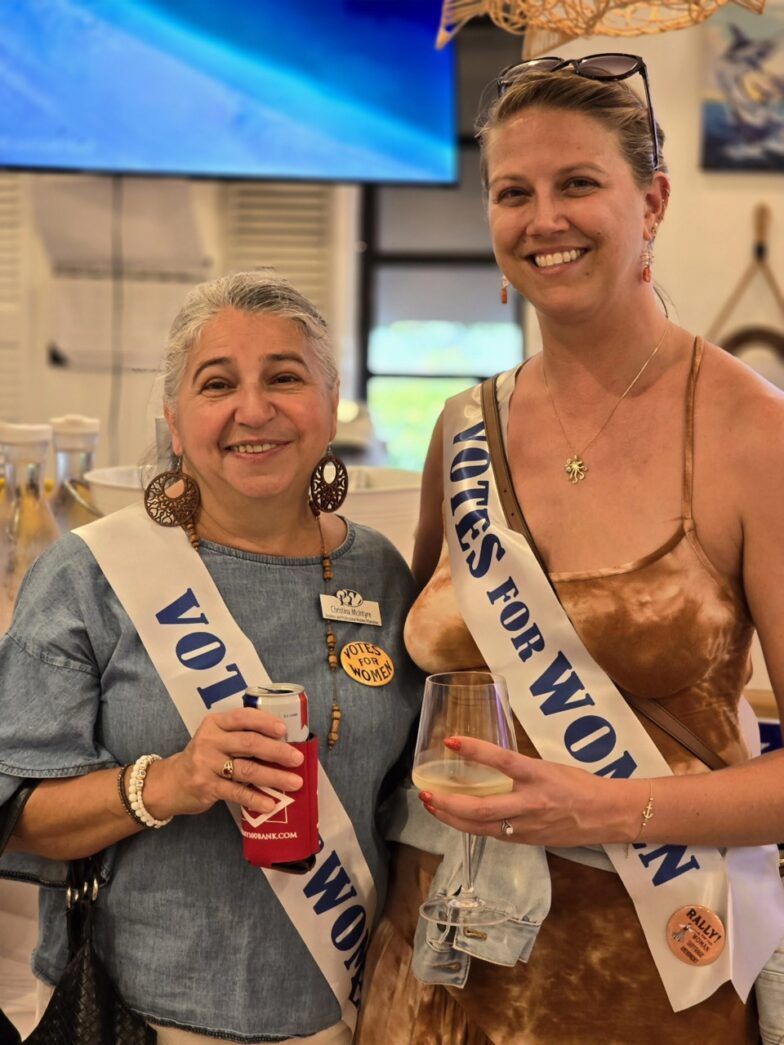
[0,523,422,1042]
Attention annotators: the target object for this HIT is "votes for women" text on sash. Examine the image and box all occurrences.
[76,504,376,1032]
[442,376,784,1012]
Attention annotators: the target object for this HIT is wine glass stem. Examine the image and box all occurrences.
[461,832,476,901]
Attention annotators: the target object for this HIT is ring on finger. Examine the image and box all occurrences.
[501,818,514,837]
[221,758,235,781]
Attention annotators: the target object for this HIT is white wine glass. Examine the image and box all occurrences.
[412,670,517,927]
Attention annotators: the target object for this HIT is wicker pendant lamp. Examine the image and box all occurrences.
[437,1,767,58]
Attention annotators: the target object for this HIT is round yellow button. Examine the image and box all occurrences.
[340,641,395,687]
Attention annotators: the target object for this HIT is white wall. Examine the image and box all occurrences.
[16,178,223,468]
[525,20,784,353]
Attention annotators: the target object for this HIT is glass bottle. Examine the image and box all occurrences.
[0,423,61,635]
[49,414,101,532]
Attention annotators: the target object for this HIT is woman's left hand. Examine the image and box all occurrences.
[418,737,644,847]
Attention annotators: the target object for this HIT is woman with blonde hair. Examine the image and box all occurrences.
[357,56,784,1044]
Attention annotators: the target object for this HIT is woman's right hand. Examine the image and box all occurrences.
[142,707,305,821]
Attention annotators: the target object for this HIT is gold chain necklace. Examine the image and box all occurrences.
[542,324,669,484]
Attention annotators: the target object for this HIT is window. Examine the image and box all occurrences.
[358,26,525,471]
[360,153,523,471]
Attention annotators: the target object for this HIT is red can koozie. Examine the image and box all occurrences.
[240,685,319,874]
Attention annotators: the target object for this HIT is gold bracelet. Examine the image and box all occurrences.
[631,780,655,845]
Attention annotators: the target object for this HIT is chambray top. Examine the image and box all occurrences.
[0,522,421,1042]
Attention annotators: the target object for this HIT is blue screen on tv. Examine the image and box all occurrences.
[0,0,456,183]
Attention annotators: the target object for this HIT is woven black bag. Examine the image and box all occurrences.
[25,859,155,1045]
[1,783,155,1044]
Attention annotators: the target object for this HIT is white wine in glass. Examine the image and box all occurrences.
[413,670,517,927]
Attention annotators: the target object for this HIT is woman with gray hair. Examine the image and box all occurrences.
[0,270,421,1043]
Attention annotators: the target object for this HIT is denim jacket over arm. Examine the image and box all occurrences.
[384,787,552,987]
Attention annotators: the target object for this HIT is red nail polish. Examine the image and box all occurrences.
[418,791,433,803]
[444,737,461,751]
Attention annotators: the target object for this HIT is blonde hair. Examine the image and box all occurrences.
[477,70,667,189]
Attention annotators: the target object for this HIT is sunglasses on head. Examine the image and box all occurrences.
[496,53,660,172]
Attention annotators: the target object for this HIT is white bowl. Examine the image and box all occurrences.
[83,464,422,562]
[343,467,420,562]
[84,466,145,515]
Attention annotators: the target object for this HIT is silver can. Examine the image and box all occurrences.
[243,684,309,741]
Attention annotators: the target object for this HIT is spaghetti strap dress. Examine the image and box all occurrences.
[356,339,759,1045]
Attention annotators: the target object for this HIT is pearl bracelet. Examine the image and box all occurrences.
[127,754,172,830]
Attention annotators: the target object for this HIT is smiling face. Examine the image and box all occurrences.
[166,307,338,523]
[486,106,665,326]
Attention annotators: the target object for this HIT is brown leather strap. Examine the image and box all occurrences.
[479,375,729,773]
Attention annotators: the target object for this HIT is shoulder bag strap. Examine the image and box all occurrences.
[479,375,729,773]
[0,781,38,856]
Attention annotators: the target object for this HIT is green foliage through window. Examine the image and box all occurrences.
[368,376,475,472]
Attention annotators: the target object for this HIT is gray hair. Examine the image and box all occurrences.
[476,70,667,191]
[163,270,338,410]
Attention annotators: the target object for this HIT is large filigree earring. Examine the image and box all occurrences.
[308,446,348,515]
[144,456,201,548]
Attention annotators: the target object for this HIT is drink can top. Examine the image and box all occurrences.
[244,684,304,700]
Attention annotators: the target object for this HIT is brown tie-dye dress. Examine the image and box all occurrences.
[356,342,760,1045]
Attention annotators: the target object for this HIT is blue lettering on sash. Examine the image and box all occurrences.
[153,589,370,1008]
[331,905,366,951]
[563,715,617,763]
[197,664,246,709]
[303,849,358,913]
[456,507,491,549]
[156,587,208,625]
[452,420,487,444]
[450,482,489,515]
[303,848,369,1009]
[634,843,701,885]
[530,652,595,714]
[155,589,247,709]
[447,409,702,889]
[448,425,505,578]
[594,751,637,778]
[175,631,227,670]
[345,931,370,1007]
[450,447,491,482]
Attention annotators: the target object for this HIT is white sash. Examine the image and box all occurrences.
[442,377,784,1012]
[75,504,376,1031]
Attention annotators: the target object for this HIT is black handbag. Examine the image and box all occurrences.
[0,783,156,1044]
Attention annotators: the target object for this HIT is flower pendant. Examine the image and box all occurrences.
[564,455,587,483]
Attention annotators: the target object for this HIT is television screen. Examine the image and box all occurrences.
[0,0,456,183]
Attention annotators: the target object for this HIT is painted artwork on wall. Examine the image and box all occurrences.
[702,5,784,171]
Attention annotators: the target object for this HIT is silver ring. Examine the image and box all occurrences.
[221,758,235,781]
[501,819,514,837]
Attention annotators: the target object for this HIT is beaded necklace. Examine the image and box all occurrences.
[184,512,343,748]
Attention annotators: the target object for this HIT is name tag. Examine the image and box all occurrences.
[320,592,382,626]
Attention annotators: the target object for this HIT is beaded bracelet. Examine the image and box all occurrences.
[116,763,147,829]
[127,754,172,830]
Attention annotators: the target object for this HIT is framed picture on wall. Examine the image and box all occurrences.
[701,5,784,172]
